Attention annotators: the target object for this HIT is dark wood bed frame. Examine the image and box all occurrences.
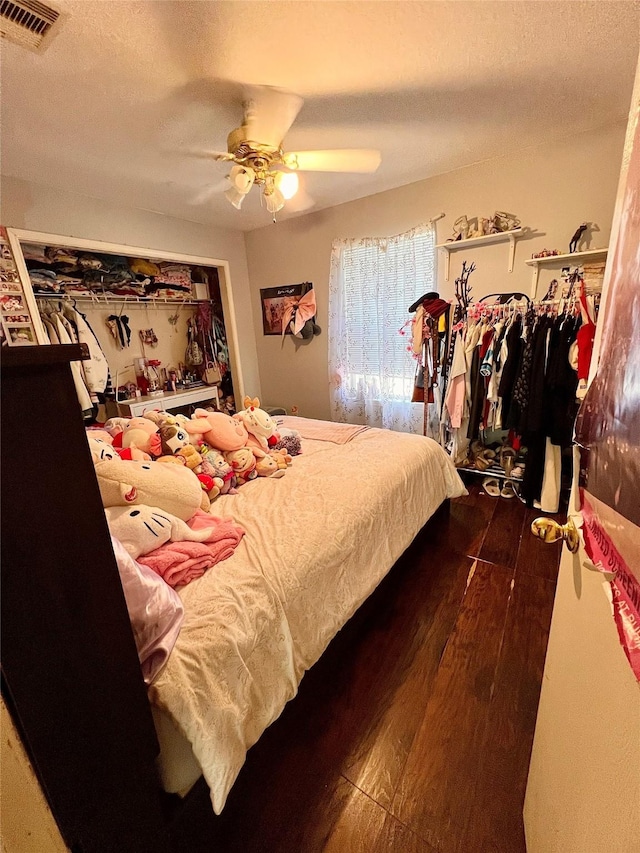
[1,345,448,852]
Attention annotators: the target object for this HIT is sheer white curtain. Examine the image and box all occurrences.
[328,223,436,433]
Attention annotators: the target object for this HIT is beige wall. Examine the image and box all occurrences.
[1,698,69,853]
[0,175,261,400]
[245,122,626,419]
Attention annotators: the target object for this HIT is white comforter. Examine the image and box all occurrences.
[149,426,465,813]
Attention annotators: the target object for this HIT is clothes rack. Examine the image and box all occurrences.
[439,277,599,511]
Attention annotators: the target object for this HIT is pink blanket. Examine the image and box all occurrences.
[276,415,369,445]
[139,512,244,588]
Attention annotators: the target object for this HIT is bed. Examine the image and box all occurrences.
[2,345,465,850]
[148,416,466,814]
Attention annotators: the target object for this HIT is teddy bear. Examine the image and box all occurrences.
[235,396,277,451]
[95,457,206,519]
[176,444,202,470]
[269,448,292,470]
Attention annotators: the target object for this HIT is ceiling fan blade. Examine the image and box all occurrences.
[180,147,235,162]
[284,149,381,173]
[188,179,230,206]
[242,85,304,148]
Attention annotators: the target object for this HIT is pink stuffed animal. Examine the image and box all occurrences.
[193,408,248,452]
[121,417,162,458]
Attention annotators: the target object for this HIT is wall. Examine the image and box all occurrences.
[0,176,261,401]
[1,698,69,853]
[245,122,626,419]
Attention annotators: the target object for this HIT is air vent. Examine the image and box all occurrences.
[0,0,61,51]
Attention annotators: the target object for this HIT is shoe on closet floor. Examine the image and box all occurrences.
[501,480,517,499]
[482,477,501,497]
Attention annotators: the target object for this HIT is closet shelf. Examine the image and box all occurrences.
[436,228,524,281]
[525,247,608,297]
[33,292,211,307]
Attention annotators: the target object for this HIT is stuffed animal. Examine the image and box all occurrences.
[86,428,114,446]
[193,408,248,452]
[269,448,292,470]
[179,414,218,447]
[223,447,259,485]
[103,417,130,438]
[121,417,162,457]
[235,397,277,451]
[86,435,118,465]
[202,450,238,495]
[273,428,302,457]
[95,458,204,520]
[255,454,286,479]
[143,410,179,429]
[105,504,216,559]
[176,444,202,470]
[159,423,191,456]
[116,446,152,462]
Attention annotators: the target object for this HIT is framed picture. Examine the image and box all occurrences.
[260,282,313,335]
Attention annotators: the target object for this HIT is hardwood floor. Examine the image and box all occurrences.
[169,481,561,853]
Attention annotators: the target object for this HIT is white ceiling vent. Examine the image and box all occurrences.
[0,0,62,52]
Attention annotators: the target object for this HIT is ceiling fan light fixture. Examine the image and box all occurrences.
[263,186,285,214]
[224,186,247,210]
[229,164,255,193]
[275,170,299,200]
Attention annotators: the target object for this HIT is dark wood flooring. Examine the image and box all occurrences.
[169,481,564,853]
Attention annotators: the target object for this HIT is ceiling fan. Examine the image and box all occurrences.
[186,85,382,219]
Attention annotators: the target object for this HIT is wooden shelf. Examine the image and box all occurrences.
[525,247,608,297]
[436,228,524,281]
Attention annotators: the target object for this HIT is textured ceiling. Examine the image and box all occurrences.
[1,1,638,232]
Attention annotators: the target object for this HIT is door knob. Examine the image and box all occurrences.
[530,516,579,554]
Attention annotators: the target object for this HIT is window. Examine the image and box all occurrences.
[328,224,436,432]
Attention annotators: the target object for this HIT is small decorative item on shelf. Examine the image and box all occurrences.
[447,211,521,242]
[449,215,470,241]
[569,222,589,253]
[532,249,561,259]
[491,211,521,232]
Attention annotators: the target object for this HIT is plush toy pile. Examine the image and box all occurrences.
[87,397,302,588]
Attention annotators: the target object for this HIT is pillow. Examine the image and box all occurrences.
[110,536,184,684]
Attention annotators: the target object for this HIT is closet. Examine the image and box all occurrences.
[1,227,245,419]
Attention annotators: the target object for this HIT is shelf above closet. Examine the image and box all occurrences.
[33,292,210,308]
[525,247,608,297]
[436,228,524,281]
